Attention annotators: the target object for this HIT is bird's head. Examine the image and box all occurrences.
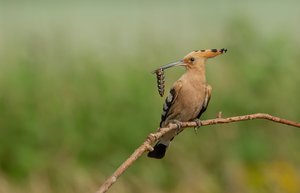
[153,48,227,72]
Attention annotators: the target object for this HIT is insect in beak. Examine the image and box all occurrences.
[152,60,185,97]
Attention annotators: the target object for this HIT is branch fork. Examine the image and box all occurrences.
[97,113,300,193]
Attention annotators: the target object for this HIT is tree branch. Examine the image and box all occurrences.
[96,113,300,193]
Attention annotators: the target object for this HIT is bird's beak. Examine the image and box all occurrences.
[152,60,185,73]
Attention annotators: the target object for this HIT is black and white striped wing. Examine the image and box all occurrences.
[196,84,212,119]
[159,82,182,127]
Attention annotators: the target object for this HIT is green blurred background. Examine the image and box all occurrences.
[0,1,300,193]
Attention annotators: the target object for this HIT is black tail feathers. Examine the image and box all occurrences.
[147,143,167,159]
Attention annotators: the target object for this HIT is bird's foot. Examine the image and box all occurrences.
[193,119,202,134]
[169,120,183,134]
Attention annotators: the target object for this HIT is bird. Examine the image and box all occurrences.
[148,48,227,159]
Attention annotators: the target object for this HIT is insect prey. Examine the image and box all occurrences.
[154,68,165,97]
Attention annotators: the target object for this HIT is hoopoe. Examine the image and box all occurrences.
[148,48,227,159]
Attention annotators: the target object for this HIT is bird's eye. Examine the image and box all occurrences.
[190,57,195,62]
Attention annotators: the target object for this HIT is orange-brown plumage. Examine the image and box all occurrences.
[148,48,226,159]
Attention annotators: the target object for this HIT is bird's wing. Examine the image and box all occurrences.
[160,80,183,127]
[196,84,212,119]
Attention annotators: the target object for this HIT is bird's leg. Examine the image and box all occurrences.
[193,119,202,134]
[169,120,183,134]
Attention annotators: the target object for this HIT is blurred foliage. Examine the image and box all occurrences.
[0,1,300,193]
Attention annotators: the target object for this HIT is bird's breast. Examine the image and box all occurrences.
[174,83,206,121]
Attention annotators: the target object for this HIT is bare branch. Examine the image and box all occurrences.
[96,113,300,193]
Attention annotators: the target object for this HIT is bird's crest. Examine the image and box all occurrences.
[191,48,227,58]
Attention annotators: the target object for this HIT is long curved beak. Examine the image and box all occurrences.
[152,60,184,74]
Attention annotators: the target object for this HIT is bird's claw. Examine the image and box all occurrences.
[193,119,202,134]
[170,120,182,134]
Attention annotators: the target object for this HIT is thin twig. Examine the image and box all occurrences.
[96,113,300,193]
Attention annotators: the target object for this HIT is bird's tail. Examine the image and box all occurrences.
[147,141,168,159]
